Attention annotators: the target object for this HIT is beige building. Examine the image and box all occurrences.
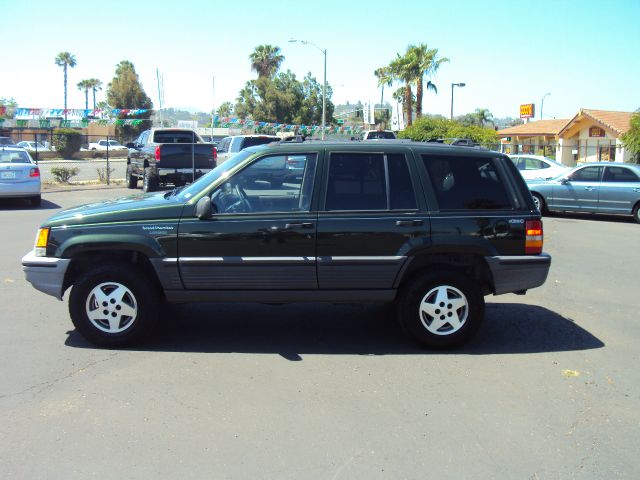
[498,109,634,166]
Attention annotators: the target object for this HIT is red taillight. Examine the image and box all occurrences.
[525,220,543,254]
[155,146,161,162]
[212,146,217,162]
[29,167,40,177]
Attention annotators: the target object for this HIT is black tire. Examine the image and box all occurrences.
[69,264,160,347]
[126,165,138,189]
[397,270,484,349]
[531,192,546,214]
[142,167,158,193]
[30,195,41,207]
[633,203,640,224]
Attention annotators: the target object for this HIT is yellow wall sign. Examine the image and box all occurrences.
[589,127,605,137]
[520,104,535,119]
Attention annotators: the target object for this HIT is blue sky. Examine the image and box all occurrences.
[2,0,639,120]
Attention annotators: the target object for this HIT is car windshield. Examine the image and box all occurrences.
[176,149,256,201]
[0,150,32,163]
[242,137,278,149]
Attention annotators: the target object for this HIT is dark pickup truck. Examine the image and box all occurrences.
[126,128,217,192]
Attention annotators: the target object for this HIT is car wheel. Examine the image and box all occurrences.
[69,264,160,347]
[397,270,484,349]
[30,195,41,207]
[126,165,137,189]
[633,203,640,224]
[142,167,158,193]
[531,193,546,214]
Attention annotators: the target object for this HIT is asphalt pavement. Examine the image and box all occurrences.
[1,188,639,479]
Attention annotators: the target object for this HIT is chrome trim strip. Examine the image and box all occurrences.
[318,256,406,262]
[179,256,316,263]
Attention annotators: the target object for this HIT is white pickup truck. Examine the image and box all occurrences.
[88,139,128,151]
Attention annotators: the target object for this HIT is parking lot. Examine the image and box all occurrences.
[1,187,639,479]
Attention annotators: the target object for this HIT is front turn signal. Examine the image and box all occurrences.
[34,227,50,257]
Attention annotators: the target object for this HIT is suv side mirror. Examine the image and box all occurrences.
[195,196,213,219]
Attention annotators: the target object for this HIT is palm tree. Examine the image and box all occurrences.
[475,108,495,128]
[87,78,103,111]
[407,44,448,118]
[388,53,416,126]
[249,45,284,78]
[54,51,77,120]
[374,66,394,109]
[77,79,91,110]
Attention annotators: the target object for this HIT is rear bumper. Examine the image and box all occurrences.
[156,168,212,184]
[0,180,40,197]
[485,253,551,295]
[21,250,70,300]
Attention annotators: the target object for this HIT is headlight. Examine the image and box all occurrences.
[34,227,50,257]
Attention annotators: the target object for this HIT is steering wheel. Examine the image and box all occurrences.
[233,183,252,212]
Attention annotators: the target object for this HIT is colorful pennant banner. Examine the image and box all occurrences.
[12,108,150,118]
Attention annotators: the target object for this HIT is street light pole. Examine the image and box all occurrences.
[540,92,551,120]
[450,82,466,120]
[289,39,327,140]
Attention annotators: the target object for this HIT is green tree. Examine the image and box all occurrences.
[474,108,495,128]
[621,110,640,162]
[374,66,393,108]
[54,51,77,119]
[249,45,284,78]
[407,43,448,118]
[77,79,91,110]
[399,116,498,146]
[388,53,415,126]
[87,78,103,111]
[216,102,233,117]
[106,60,153,137]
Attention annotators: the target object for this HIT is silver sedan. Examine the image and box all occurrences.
[0,147,41,206]
[527,162,640,223]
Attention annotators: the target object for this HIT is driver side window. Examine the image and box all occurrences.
[212,153,317,214]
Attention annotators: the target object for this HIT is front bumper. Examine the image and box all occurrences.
[485,253,551,295]
[21,250,71,300]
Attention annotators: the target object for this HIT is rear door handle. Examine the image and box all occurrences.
[584,187,596,191]
[633,188,640,193]
[396,220,424,227]
[284,222,314,230]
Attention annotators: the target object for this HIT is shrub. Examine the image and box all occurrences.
[96,167,115,183]
[50,166,80,183]
[52,128,82,159]
[399,117,499,147]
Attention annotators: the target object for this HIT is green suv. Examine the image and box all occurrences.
[22,140,551,349]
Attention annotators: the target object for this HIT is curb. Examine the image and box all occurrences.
[42,182,128,194]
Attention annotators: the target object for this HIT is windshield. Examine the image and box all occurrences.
[176,149,256,201]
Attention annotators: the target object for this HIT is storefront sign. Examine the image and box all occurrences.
[589,127,605,137]
[520,104,535,119]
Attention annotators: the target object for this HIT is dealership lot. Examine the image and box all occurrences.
[1,188,639,479]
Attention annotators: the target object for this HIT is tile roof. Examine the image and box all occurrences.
[569,109,634,135]
[498,119,570,137]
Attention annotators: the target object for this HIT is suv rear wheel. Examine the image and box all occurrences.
[69,264,159,347]
[397,270,484,349]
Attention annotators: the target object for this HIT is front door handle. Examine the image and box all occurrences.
[396,219,424,227]
[584,187,596,191]
[633,188,640,193]
[284,222,314,230]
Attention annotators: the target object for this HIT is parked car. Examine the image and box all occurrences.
[509,154,569,180]
[22,140,550,349]
[16,141,51,152]
[126,128,217,192]
[527,162,640,223]
[216,135,279,164]
[0,147,41,206]
[88,139,128,151]
[361,130,397,140]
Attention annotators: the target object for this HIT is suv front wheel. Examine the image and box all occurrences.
[69,264,160,347]
[397,270,484,349]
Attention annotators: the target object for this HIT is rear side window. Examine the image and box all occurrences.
[422,155,512,210]
[325,153,417,211]
[603,166,639,182]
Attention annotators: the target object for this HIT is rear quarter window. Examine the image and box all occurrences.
[422,154,513,210]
